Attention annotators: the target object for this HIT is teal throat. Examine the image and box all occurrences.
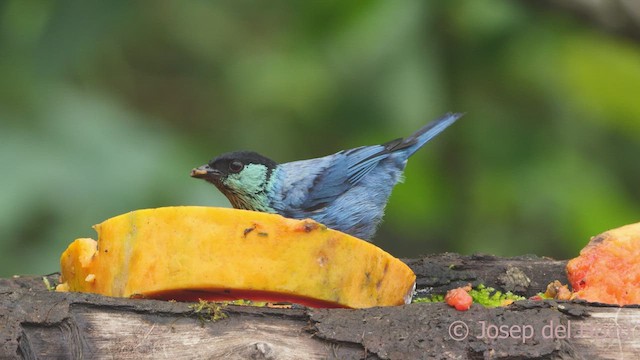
[221,164,278,213]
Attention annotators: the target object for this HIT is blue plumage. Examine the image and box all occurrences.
[191,112,462,240]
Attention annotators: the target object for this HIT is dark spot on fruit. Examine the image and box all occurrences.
[258,232,269,237]
[297,220,319,233]
[243,225,257,238]
[589,234,607,246]
[317,254,328,267]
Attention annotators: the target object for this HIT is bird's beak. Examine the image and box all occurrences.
[190,165,222,179]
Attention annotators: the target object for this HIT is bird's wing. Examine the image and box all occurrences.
[287,144,390,212]
[345,141,400,184]
[343,113,463,182]
[280,113,462,215]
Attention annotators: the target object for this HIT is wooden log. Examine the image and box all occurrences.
[405,253,568,297]
[3,254,638,359]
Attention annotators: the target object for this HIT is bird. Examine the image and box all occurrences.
[191,112,462,241]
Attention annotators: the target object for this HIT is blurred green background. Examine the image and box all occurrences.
[2,0,640,277]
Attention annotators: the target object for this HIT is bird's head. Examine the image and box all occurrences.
[191,151,278,210]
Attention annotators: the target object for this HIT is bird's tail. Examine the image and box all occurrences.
[399,112,463,157]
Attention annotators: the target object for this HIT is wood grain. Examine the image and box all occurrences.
[3,254,639,359]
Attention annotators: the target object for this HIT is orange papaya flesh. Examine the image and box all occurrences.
[57,206,416,308]
[566,222,640,305]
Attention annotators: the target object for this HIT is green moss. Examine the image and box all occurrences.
[42,276,56,291]
[189,299,228,324]
[413,294,444,303]
[533,292,552,300]
[188,299,283,325]
[469,284,525,307]
[412,284,525,307]
[223,299,268,307]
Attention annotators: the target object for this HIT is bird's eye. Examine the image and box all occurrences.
[229,160,244,173]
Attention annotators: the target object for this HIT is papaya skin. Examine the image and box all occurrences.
[57,206,416,308]
[567,222,640,306]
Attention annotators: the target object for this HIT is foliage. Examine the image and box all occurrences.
[1,1,640,276]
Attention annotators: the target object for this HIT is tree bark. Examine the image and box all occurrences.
[2,254,638,359]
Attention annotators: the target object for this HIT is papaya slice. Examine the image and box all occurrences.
[566,222,640,305]
[56,206,416,308]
